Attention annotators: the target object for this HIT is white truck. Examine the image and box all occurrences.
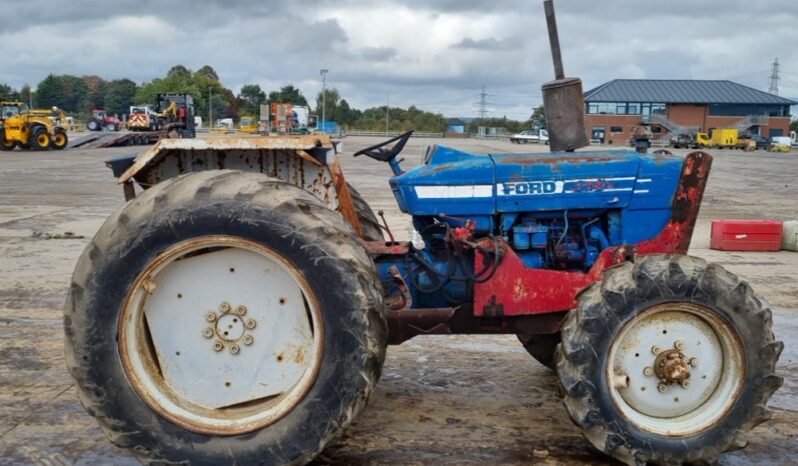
[510,129,549,144]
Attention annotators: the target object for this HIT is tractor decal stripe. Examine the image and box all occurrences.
[414,185,493,199]
[498,177,637,196]
[634,189,651,194]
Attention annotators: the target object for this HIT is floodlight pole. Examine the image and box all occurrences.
[320,69,328,133]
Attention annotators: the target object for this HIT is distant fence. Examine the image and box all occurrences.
[346,131,445,138]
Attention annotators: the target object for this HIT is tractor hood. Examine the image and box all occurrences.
[390,146,682,217]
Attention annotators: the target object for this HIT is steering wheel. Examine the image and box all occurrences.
[353,130,413,162]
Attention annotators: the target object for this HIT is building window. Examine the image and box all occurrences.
[610,126,623,133]
[627,103,640,115]
[651,103,666,115]
[616,104,627,115]
[708,103,791,117]
[651,126,662,134]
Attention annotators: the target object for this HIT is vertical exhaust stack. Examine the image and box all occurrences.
[541,0,589,152]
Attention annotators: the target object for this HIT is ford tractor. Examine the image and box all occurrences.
[64,2,781,465]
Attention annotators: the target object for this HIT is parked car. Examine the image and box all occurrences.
[510,129,549,144]
[739,133,770,151]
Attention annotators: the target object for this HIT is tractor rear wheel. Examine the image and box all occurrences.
[65,170,387,465]
[348,183,384,241]
[517,332,560,370]
[31,128,51,151]
[87,118,100,131]
[51,129,68,150]
[556,254,782,465]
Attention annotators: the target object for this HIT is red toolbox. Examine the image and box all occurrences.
[710,220,783,252]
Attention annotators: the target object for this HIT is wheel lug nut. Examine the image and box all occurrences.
[651,345,661,355]
[230,345,240,355]
[243,335,254,345]
[213,341,224,352]
[246,319,257,329]
[689,358,698,367]
[206,312,217,322]
[674,340,685,350]
[237,305,247,316]
[643,367,654,376]
[202,328,214,339]
[681,380,690,388]
[658,383,669,393]
[220,302,231,313]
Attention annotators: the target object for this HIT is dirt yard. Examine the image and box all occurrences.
[0,136,796,465]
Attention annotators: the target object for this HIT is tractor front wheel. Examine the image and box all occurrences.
[51,129,68,150]
[517,332,560,370]
[31,128,51,151]
[556,254,782,465]
[65,170,387,465]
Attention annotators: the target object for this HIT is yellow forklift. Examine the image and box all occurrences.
[0,102,68,151]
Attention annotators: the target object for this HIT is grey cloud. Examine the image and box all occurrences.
[450,37,521,50]
[361,47,399,61]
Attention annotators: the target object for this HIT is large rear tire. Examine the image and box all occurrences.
[556,254,782,465]
[87,118,100,131]
[65,170,387,465]
[0,131,16,151]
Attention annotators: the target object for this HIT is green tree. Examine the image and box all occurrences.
[238,84,266,117]
[195,65,219,82]
[0,83,19,101]
[19,84,33,107]
[268,85,307,106]
[167,65,192,80]
[315,88,341,123]
[82,75,106,113]
[104,79,138,115]
[531,105,546,129]
[35,75,66,109]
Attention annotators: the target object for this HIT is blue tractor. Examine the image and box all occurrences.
[64,2,781,465]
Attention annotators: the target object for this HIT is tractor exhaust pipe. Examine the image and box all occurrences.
[541,0,589,152]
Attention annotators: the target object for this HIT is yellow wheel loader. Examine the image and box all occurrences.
[0,102,68,151]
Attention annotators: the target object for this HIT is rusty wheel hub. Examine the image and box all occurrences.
[654,347,691,386]
[606,302,744,436]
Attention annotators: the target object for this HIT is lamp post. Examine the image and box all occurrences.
[320,69,328,133]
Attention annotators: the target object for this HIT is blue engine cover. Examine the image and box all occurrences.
[390,146,682,245]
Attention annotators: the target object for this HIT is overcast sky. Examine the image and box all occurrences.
[3,0,797,118]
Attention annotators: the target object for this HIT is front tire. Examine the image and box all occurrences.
[65,170,387,465]
[51,129,68,150]
[556,254,782,465]
[31,128,51,151]
[517,332,560,370]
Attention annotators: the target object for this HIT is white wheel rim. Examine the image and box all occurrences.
[607,302,744,436]
[119,236,323,436]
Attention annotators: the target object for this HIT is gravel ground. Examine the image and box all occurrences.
[0,136,796,465]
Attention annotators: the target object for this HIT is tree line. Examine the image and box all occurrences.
[0,65,538,133]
